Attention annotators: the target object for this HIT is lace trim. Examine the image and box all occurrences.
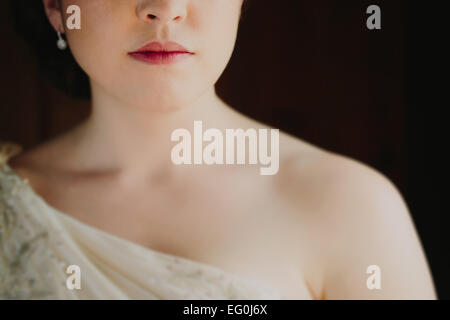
[0,142,22,167]
[0,142,284,300]
[0,152,60,299]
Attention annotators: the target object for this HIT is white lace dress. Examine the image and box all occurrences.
[0,142,284,300]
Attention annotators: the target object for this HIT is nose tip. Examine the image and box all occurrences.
[138,2,186,23]
[146,13,184,22]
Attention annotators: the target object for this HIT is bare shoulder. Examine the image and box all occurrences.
[274,132,437,299]
[6,135,76,196]
[277,131,404,206]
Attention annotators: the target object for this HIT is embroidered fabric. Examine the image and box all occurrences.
[0,142,284,300]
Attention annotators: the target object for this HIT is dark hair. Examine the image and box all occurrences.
[9,0,253,100]
[9,0,91,99]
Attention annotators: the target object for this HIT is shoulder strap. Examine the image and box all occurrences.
[0,142,23,167]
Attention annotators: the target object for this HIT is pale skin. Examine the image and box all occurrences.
[8,0,437,299]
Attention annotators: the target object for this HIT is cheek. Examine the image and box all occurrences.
[63,1,129,80]
[196,3,242,83]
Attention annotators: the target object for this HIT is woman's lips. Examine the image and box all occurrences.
[129,51,192,65]
[128,41,194,65]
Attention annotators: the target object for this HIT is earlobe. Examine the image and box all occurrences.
[42,0,65,33]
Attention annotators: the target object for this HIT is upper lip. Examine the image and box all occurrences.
[130,41,193,54]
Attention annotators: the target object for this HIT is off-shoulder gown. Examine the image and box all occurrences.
[0,142,285,300]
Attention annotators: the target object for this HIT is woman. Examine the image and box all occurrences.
[0,0,436,299]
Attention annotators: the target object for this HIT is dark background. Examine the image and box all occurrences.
[0,1,447,299]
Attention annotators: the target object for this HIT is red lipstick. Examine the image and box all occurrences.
[128,41,194,65]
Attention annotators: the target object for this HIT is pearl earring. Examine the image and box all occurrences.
[56,32,67,50]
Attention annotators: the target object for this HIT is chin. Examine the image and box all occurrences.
[110,76,208,113]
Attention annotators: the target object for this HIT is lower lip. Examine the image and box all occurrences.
[128,51,193,65]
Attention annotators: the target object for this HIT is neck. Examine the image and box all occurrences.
[69,83,236,176]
